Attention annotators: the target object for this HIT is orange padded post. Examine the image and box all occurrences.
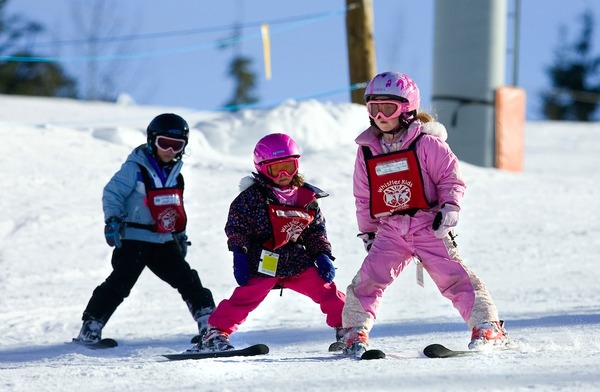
[495,86,526,171]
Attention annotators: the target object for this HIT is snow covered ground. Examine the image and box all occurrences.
[1,95,599,391]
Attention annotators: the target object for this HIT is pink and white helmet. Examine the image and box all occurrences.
[253,133,301,178]
[364,72,420,112]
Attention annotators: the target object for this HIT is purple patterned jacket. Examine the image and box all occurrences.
[224,174,333,277]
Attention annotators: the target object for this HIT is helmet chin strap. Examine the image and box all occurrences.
[384,124,405,135]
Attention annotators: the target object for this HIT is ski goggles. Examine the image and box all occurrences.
[155,135,186,153]
[263,157,299,181]
[366,100,413,120]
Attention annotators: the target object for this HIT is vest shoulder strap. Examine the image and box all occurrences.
[408,132,426,150]
[136,163,184,190]
[361,132,426,160]
[137,163,153,190]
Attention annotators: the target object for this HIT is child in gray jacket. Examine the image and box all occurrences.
[73,113,215,345]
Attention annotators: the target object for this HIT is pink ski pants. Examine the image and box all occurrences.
[209,267,346,334]
[343,224,499,332]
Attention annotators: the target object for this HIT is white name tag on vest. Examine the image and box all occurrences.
[375,159,409,175]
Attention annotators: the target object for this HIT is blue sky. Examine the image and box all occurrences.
[5,0,600,120]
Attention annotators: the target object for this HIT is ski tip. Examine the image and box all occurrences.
[254,344,270,354]
[423,343,475,358]
[423,344,449,358]
[101,338,119,348]
[361,349,386,360]
[328,341,346,352]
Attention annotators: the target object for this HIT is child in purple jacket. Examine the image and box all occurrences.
[189,133,346,352]
[341,72,510,357]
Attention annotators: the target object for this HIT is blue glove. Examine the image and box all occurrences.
[315,254,335,283]
[174,232,191,258]
[232,247,250,286]
[104,216,124,248]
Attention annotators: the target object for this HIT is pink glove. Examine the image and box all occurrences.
[432,204,460,238]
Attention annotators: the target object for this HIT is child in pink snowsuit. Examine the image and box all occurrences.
[194,133,346,352]
[341,72,509,355]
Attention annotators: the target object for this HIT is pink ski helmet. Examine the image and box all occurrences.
[364,72,420,112]
[253,133,301,180]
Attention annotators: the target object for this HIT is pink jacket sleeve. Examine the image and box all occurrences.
[417,134,465,209]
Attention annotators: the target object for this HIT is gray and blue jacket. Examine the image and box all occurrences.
[102,144,185,243]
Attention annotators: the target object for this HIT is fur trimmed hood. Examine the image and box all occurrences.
[238,175,256,192]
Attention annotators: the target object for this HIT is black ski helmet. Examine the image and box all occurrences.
[146,113,189,158]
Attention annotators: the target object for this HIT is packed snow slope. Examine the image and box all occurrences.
[1,95,599,391]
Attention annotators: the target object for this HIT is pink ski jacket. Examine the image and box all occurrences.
[353,120,466,235]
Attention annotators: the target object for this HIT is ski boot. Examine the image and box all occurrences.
[468,320,509,350]
[342,327,369,358]
[328,327,350,352]
[73,318,104,344]
[194,306,214,337]
[194,327,235,352]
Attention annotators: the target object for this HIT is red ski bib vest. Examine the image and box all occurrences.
[263,186,317,251]
[146,188,187,233]
[137,164,188,233]
[363,134,433,218]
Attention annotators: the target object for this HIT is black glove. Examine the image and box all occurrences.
[315,254,336,283]
[174,232,191,258]
[357,232,376,252]
[232,246,250,286]
[104,216,124,248]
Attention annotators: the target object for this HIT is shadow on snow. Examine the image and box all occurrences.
[1,310,599,363]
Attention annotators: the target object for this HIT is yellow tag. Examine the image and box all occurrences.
[259,250,279,277]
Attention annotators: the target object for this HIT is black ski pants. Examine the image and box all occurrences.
[82,239,215,325]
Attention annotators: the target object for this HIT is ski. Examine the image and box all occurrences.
[328,341,345,352]
[423,343,478,358]
[424,341,518,358]
[162,344,269,360]
[71,338,118,350]
[360,349,386,360]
